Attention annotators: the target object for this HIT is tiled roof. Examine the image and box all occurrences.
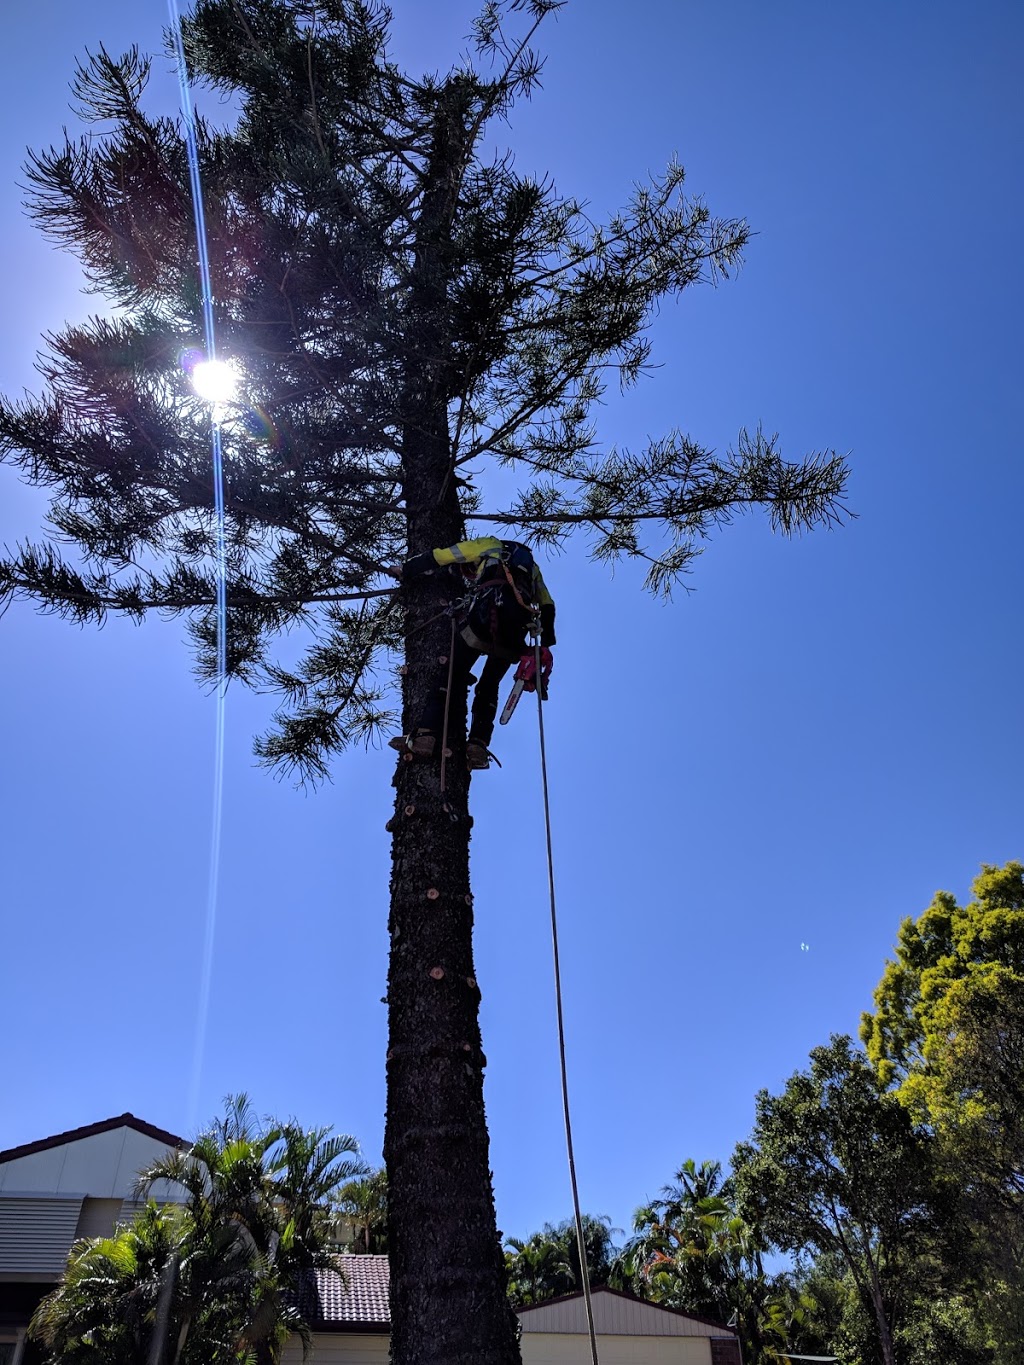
[0,1114,185,1164]
[297,1255,391,1329]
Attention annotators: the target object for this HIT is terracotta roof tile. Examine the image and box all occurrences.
[298,1255,390,1328]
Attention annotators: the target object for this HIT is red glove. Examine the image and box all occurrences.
[517,647,553,693]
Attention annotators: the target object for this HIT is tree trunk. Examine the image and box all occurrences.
[865,1254,896,1365]
[383,81,521,1365]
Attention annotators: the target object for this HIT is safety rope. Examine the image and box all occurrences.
[438,616,457,794]
[533,632,601,1365]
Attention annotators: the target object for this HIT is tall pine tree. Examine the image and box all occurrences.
[0,3,849,1361]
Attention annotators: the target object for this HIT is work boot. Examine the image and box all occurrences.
[388,729,436,759]
[466,738,490,770]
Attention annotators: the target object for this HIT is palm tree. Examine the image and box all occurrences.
[137,1096,285,1364]
[32,1204,189,1365]
[32,1096,363,1365]
[140,1096,366,1364]
[616,1159,797,1365]
[505,1232,571,1308]
[268,1121,368,1270]
[505,1216,618,1308]
[334,1168,389,1253]
[618,1160,734,1312]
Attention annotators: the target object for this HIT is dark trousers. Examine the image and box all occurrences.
[420,634,515,746]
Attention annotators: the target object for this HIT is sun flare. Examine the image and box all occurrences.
[190,358,239,405]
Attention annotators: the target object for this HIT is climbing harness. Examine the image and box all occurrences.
[531,626,600,1365]
[398,547,541,767]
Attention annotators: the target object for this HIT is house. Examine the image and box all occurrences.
[284,1259,742,1364]
[0,1113,185,1365]
[1,1117,742,1364]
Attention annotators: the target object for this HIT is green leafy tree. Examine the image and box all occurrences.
[785,1251,994,1365]
[0,3,849,1360]
[32,1096,364,1365]
[861,862,1024,1172]
[779,1254,852,1362]
[733,1036,942,1365]
[504,1214,617,1307]
[894,1296,993,1365]
[861,861,1024,1364]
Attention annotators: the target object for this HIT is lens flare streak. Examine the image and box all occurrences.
[169,0,228,1130]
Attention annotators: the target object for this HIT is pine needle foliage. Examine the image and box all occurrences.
[2,6,851,1361]
[0,0,849,785]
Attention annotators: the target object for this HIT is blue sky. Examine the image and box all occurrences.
[2,0,1022,1246]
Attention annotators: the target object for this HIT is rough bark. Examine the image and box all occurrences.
[383,84,521,1365]
[865,1254,896,1365]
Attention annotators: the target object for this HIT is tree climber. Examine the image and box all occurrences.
[387,536,555,770]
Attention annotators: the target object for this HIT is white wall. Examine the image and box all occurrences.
[521,1334,711,1365]
[281,1334,390,1364]
[0,1128,179,1199]
[290,1331,713,1365]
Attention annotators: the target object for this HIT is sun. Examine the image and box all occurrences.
[190,358,239,405]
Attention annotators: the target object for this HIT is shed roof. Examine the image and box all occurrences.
[518,1286,738,1338]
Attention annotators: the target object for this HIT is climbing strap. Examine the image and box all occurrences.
[533,632,600,1365]
[499,556,535,613]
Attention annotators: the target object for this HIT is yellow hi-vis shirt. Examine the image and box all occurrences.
[431,536,554,609]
